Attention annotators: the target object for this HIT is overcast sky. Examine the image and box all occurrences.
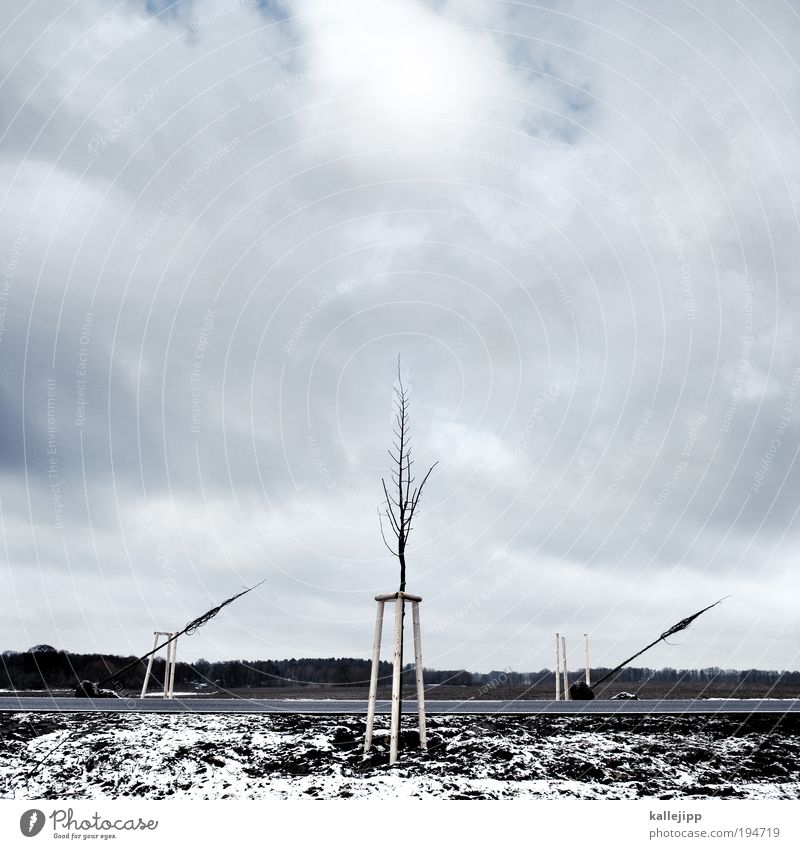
[1,0,799,674]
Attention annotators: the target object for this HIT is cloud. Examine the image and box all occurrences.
[0,0,798,672]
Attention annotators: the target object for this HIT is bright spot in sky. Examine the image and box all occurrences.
[307,0,471,123]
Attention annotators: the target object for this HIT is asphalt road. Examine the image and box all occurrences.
[1,697,798,714]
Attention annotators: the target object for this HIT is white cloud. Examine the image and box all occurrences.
[1,0,799,670]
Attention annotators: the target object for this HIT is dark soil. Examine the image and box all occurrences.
[1,711,798,800]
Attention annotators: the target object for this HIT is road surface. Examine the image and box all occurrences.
[1,697,798,714]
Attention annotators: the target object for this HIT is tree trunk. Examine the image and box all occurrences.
[397,545,406,750]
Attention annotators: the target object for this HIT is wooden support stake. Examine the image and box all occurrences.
[163,635,172,699]
[141,631,177,699]
[584,633,591,687]
[364,592,427,764]
[412,601,427,750]
[364,600,385,753]
[562,635,570,700]
[140,633,159,698]
[389,596,403,766]
[163,635,174,698]
[555,633,561,701]
[167,636,177,699]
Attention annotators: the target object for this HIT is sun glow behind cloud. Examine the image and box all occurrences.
[300,0,478,124]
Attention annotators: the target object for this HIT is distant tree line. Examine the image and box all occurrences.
[2,646,799,692]
[476,667,800,689]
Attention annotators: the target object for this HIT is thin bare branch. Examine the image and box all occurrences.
[378,510,399,555]
[382,478,402,516]
[408,460,439,518]
[384,501,401,535]
[385,507,401,538]
[377,356,438,602]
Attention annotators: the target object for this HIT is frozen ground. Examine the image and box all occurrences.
[1,712,798,800]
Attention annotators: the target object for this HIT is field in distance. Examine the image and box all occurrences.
[8,681,799,700]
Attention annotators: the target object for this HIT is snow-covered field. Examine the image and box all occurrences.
[1,712,798,800]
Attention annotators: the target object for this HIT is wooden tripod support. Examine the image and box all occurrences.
[140,631,178,699]
[364,591,427,766]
